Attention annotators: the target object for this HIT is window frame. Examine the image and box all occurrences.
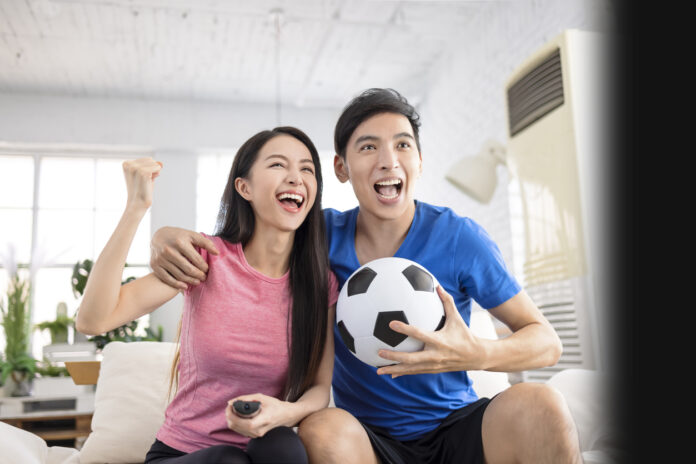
[0,143,156,357]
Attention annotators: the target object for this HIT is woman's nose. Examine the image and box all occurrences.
[286,168,303,185]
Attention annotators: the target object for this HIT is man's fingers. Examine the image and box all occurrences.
[436,285,462,326]
[191,233,220,256]
[389,320,435,344]
[377,347,432,366]
[179,242,212,275]
[377,360,439,377]
[162,243,206,281]
[163,259,201,286]
[152,266,188,290]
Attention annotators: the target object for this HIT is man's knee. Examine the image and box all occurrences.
[298,407,377,463]
[483,382,581,463]
[298,407,364,446]
[491,382,575,425]
[523,382,577,430]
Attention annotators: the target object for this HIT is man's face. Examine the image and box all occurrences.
[334,112,422,222]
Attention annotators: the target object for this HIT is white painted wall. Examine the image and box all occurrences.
[0,92,341,341]
[414,0,618,380]
[0,0,618,345]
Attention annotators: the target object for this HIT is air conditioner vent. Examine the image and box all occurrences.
[507,48,564,136]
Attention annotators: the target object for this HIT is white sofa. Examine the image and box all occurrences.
[0,312,618,463]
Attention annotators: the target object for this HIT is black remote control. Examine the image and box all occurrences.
[233,400,261,416]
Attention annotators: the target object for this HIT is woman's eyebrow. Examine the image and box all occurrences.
[265,153,314,164]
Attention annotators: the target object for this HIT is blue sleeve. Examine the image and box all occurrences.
[454,218,521,309]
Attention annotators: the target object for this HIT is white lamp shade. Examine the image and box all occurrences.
[445,154,499,204]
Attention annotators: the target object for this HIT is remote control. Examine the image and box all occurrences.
[233,400,261,416]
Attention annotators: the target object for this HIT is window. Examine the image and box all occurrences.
[0,154,151,359]
[195,151,358,234]
[196,151,237,235]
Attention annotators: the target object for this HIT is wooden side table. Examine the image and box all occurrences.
[0,412,93,447]
[0,391,95,449]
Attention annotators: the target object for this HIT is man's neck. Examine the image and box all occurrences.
[354,202,416,265]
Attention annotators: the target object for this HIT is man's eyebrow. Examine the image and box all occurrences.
[394,132,415,141]
[353,133,415,146]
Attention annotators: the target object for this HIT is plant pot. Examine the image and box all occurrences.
[6,372,33,397]
[33,376,91,397]
[51,327,69,344]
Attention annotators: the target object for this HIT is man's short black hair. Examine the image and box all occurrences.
[334,88,421,159]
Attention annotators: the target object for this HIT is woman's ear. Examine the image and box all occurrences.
[235,177,252,201]
[334,154,350,184]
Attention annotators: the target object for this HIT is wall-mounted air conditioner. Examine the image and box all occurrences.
[504,29,610,382]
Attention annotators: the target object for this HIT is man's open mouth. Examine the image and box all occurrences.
[374,179,402,200]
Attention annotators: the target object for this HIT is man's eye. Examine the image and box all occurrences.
[360,144,376,151]
[397,142,411,149]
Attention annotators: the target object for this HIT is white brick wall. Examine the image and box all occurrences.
[415,0,616,288]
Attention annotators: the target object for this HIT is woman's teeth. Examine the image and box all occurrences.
[277,192,304,207]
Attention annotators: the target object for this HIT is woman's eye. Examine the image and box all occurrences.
[270,162,284,168]
[302,167,315,174]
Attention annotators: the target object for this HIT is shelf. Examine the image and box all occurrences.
[1,413,92,448]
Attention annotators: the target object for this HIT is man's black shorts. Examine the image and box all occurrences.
[360,397,492,464]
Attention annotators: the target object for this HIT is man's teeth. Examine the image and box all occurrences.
[374,179,401,199]
[277,193,303,205]
[375,179,402,186]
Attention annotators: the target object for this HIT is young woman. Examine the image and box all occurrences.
[75,126,338,464]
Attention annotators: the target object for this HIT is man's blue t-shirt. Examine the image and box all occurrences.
[324,200,521,440]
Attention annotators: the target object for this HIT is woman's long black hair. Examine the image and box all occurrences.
[215,126,330,402]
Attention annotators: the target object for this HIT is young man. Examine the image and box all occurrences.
[149,88,583,463]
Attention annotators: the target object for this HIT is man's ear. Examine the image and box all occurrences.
[235,177,252,201]
[334,154,350,183]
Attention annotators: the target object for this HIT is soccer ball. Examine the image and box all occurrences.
[336,257,445,368]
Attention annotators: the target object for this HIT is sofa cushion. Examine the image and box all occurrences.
[546,368,607,453]
[79,341,177,464]
[0,420,80,464]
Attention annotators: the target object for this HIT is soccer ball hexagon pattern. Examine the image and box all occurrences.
[336,257,446,367]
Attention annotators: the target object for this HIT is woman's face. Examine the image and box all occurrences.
[236,134,318,233]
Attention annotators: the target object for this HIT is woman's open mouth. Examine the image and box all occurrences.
[276,192,305,212]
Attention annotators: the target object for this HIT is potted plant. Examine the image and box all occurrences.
[34,302,74,345]
[0,273,38,396]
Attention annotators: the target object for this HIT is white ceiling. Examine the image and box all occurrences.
[0,0,508,110]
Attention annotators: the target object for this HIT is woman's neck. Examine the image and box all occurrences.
[243,227,295,278]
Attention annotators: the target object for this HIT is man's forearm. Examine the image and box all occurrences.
[477,322,562,372]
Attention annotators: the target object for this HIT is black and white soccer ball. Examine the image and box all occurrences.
[336,257,445,368]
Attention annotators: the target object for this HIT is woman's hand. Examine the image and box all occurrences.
[122,158,162,214]
[225,394,297,439]
[375,286,490,378]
